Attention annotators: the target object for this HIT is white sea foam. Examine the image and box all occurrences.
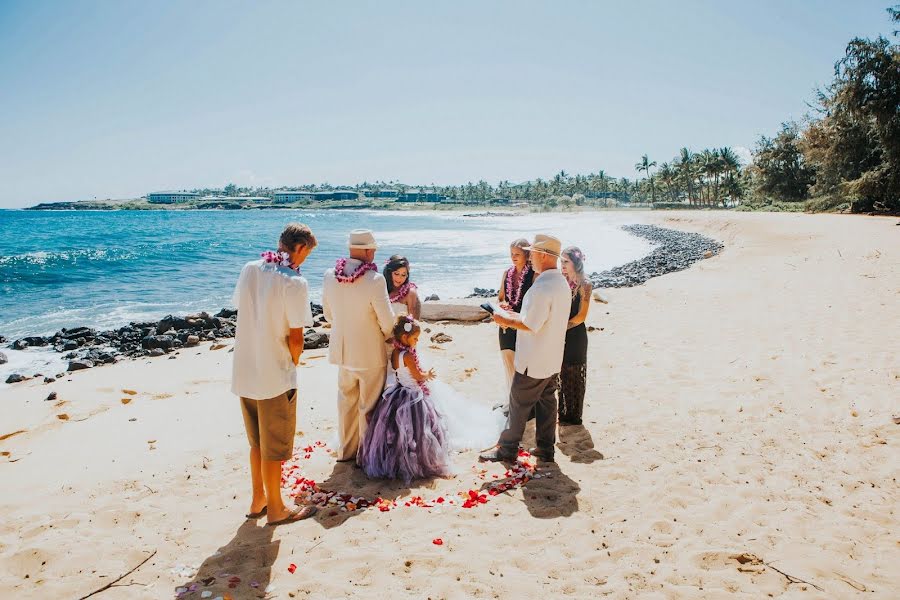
[0,347,68,389]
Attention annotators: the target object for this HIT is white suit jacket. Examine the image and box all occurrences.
[322,259,395,369]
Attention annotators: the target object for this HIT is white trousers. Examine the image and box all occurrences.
[336,367,386,461]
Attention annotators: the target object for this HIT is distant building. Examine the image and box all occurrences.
[147,191,200,204]
[332,189,360,201]
[273,191,315,203]
[313,191,334,201]
[398,188,442,202]
[364,189,399,199]
[201,195,269,202]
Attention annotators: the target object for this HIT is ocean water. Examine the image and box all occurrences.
[0,209,652,381]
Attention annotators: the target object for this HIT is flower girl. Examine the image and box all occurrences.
[358,316,502,483]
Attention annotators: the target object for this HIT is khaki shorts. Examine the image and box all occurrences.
[240,389,297,461]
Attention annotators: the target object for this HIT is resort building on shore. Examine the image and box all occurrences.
[398,188,443,202]
[332,189,360,200]
[273,191,315,203]
[363,189,400,199]
[147,191,201,204]
[200,196,270,203]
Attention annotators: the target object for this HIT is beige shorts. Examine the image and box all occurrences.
[240,389,297,461]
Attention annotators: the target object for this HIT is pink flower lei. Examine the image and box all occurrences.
[334,258,377,283]
[261,250,300,273]
[389,280,417,303]
[391,337,430,397]
[505,264,532,308]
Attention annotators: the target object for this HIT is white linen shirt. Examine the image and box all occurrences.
[514,268,571,380]
[231,259,313,400]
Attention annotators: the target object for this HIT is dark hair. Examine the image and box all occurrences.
[562,246,585,277]
[383,255,410,293]
[392,315,420,341]
[280,222,317,252]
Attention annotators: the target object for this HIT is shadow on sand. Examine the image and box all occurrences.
[557,423,604,464]
[184,520,278,598]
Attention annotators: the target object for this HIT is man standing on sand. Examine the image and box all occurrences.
[480,234,571,463]
[232,223,319,526]
[322,229,395,463]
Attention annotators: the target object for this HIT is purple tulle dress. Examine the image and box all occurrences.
[358,351,452,484]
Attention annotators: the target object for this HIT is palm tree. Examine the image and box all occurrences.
[658,162,679,202]
[635,154,658,203]
[696,150,718,206]
[673,148,689,204]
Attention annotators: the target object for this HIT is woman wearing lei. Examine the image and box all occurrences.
[558,246,593,425]
[497,238,535,393]
[383,255,421,320]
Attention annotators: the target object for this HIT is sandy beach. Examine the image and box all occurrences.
[0,211,897,599]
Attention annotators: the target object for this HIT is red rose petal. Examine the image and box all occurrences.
[288,563,297,574]
[432,538,443,545]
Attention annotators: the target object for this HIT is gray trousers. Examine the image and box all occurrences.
[498,370,559,455]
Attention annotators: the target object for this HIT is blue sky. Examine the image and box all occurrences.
[0,0,894,207]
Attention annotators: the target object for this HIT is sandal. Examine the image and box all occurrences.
[245,506,267,519]
[266,505,318,527]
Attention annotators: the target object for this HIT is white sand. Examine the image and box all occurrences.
[0,211,897,599]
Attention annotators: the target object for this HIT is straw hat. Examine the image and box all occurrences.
[525,234,562,257]
[349,229,378,250]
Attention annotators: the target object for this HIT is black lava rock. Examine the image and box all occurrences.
[141,335,175,350]
[5,373,27,384]
[60,327,96,340]
[0,351,7,365]
[589,224,724,289]
[67,359,94,372]
[156,315,193,334]
[45,391,57,401]
[304,331,330,350]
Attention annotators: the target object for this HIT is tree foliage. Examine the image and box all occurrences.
[750,6,900,212]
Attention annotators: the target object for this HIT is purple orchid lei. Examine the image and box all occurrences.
[505,264,532,308]
[261,250,300,273]
[334,258,377,283]
[389,280,417,303]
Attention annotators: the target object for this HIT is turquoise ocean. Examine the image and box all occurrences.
[0,209,652,381]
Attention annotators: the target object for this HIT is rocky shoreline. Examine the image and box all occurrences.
[467,225,723,295]
[2,305,330,384]
[588,224,723,288]
[2,224,722,384]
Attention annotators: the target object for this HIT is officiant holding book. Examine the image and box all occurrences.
[480,234,570,464]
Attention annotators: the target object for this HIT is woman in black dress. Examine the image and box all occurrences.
[559,246,592,425]
[497,238,534,392]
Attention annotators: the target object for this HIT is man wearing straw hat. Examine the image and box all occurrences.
[480,234,571,463]
[322,229,395,463]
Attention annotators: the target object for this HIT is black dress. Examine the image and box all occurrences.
[559,285,588,425]
[498,267,535,351]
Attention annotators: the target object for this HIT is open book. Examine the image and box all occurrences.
[479,301,511,320]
